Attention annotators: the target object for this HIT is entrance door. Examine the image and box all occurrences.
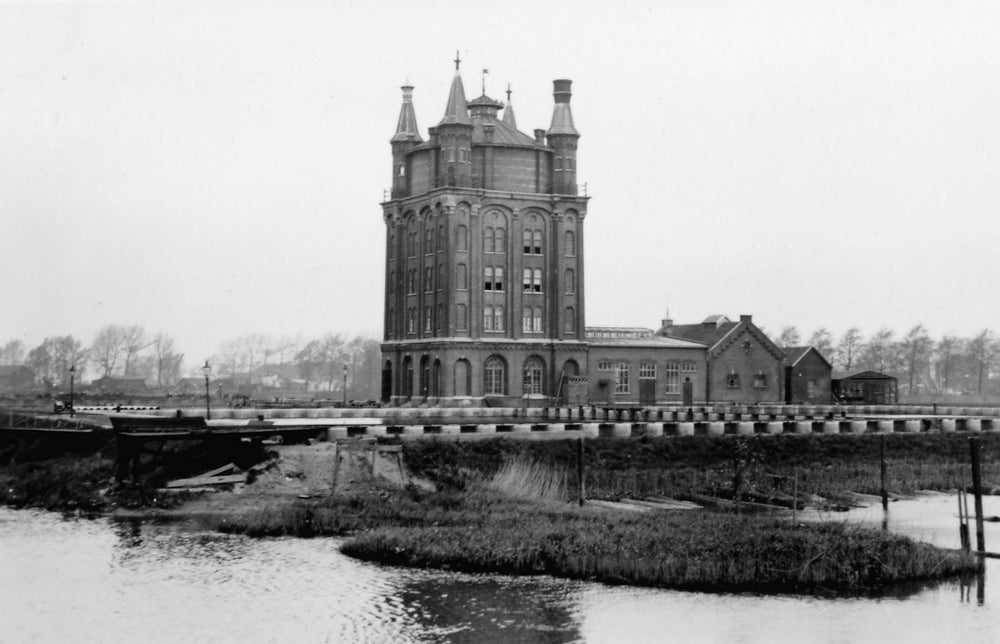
[639,378,656,405]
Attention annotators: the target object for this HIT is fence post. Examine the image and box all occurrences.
[577,436,586,507]
[970,437,986,554]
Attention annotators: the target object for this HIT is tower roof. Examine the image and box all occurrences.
[439,53,471,126]
[502,84,517,129]
[547,78,579,136]
[390,84,422,143]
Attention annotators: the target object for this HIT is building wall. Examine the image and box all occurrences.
[707,326,784,403]
[586,345,706,405]
[785,351,832,403]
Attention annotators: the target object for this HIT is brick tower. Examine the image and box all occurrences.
[381,57,589,406]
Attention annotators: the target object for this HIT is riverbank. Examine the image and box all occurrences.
[2,433,991,595]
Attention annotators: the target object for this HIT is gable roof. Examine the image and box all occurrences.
[662,321,739,348]
[782,346,833,369]
[834,370,897,381]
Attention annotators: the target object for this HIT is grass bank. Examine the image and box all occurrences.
[401,434,1000,504]
[222,455,979,596]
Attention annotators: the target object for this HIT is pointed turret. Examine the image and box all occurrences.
[391,83,422,143]
[546,79,580,195]
[436,52,473,187]
[501,84,517,129]
[439,55,470,126]
[390,83,422,199]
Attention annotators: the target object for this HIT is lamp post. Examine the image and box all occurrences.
[202,361,212,420]
[68,365,75,417]
[342,364,348,407]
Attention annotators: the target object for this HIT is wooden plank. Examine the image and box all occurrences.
[199,463,236,478]
[375,445,403,453]
[165,474,245,488]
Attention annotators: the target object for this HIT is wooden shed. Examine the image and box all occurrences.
[832,370,898,404]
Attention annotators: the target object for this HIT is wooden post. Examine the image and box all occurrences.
[969,437,986,554]
[958,487,970,552]
[370,442,378,477]
[577,436,585,507]
[395,452,406,485]
[330,442,340,494]
[792,469,798,524]
[880,435,888,514]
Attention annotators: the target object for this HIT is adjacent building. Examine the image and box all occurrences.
[782,346,833,404]
[833,370,898,404]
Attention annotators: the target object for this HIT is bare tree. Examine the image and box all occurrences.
[777,326,801,348]
[966,330,999,395]
[26,336,87,386]
[152,333,184,388]
[934,335,962,393]
[899,324,933,395]
[836,328,863,372]
[807,328,834,360]
[860,328,899,374]
[91,325,127,376]
[0,340,26,365]
[121,325,148,375]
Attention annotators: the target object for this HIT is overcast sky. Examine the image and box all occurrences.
[3,0,999,375]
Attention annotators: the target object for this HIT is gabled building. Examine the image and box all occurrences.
[381,57,588,406]
[90,375,147,394]
[833,370,898,404]
[782,346,833,404]
[658,314,784,403]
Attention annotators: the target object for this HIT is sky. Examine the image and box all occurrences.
[2,0,999,376]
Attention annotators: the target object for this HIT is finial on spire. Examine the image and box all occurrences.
[481,69,489,94]
[506,84,512,103]
[454,50,461,70]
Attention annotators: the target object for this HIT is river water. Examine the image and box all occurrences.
[1,497,998,643]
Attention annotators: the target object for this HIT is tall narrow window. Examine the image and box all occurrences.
[424,227,433,254]
[493,306,504,332]
[532,230,542,254]
[484,267,494,291]
[457,304,468,331]
[523,230,532,254]
[522,307,532,333]
[494,267,504,291]
[532,269,542,293]
[456,264,468,290]
[494,228,505,253]
[565,269,575,293]
[407,308,416,334]
[424,267,432,292]
[523,356,544,395]
[484,356,506,395]
[438,264,445,290]
[484,226,494,253]
[532,306,542,333]
[564,307,575,333]
[614,362,630,394]
[388,271,395,296]
[438,225,446,251]
[457,225,468,250]
[424,306,432,333]
[437,303,444,332]
[565,231,576,256]
[483,306,493,331]
[523,268,532,292]
[665,362,679,393]
[447,148,455,162]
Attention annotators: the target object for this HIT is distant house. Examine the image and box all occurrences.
[90,375,147,394]
[782,346,833,404]
[174,377,206,396]
[833,370,898,404]
[0,365,35,393]
[658,314,785,404]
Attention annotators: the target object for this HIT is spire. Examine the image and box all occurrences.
[440,51,470,126]
[546,79,579,136]
[501,83,517,129]
[391,83,422,143]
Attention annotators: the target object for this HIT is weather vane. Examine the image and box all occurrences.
[481,68,489,95]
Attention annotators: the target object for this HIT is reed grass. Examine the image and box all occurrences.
[486,454,569,503]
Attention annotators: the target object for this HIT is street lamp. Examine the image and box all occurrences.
[68,365,75,417]
[342,364,348,407]
[202,361,212,420]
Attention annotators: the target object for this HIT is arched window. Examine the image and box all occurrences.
[532,306,542,333]
[533,230,542,254]
[483,306,493,331]
[565,307,575,333]
[454,359,471,396]
[565,268,575,293]
[565,230,576,256]
[457,225,468,250]
[523,356,545,395]
[522,307,532,333]
[484,356,506,395]
[424,306,432,333]
[494,227,505,252]
[484,267,494,291]
[494,267,504,291]
[437,225,446,251]
[493,306,504,331]
[522,268,532,292]
[533,269,542,293]
[456,264,468,290]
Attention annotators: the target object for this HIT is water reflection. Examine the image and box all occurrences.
[2,503,999,643]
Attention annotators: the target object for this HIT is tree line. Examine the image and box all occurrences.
[0,326,382,399]
[774,325,999,396]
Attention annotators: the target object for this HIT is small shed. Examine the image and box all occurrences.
[832,370,898,404]
[783,346,833,404]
